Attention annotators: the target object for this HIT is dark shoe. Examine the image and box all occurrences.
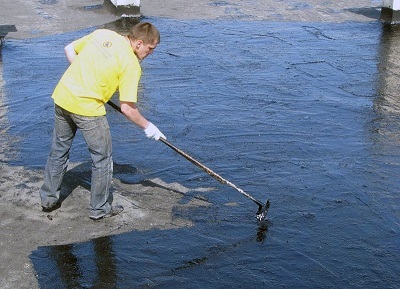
[42,202,61,213]
[90,205,124,220]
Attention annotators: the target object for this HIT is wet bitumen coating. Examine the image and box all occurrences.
[2,1,400,289]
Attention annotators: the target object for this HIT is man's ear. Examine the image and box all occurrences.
[136,40,144,49]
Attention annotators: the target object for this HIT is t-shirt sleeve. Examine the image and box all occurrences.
[72,33,93,54]
[118,59,142,103]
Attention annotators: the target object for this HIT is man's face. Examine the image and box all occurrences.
[135,40,158,60]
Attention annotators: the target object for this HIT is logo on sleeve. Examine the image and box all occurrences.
[103,41,112,48]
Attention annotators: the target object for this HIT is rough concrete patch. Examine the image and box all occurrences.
[140,0,381,22]
[0,162,211,288]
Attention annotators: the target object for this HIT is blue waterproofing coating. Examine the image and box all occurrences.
[1,17,399,288]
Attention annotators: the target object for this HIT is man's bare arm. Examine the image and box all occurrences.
[64,43,77,64]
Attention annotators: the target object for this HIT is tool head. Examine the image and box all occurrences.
[256,199,270,221]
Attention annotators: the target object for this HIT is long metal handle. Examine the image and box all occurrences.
[108,100,122,113]
[107,100,265,209]
[159,137,264,207]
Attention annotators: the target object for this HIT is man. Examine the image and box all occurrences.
[40,22,165,220]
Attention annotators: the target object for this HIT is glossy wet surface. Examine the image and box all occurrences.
[1,17,400,288]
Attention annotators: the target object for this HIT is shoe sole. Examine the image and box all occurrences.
[42,202,61,213]
[90,206,124,220]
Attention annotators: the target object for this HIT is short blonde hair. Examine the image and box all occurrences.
[128,22,160,44]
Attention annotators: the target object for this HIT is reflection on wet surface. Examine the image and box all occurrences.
[31,222,270,288]
[1,17,400,287]
[33,236,118,288]
[376,24,400,114]
[371,23,400,189]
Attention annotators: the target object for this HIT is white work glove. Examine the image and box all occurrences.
[144,122,166,141]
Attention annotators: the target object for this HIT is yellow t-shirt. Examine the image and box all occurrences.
[52,29,141,116]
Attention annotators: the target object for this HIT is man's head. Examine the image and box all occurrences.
[128,22,160,60]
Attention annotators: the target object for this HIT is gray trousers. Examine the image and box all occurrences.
[40,104,113,218]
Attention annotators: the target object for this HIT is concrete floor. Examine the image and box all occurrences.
[0,0,384,40]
